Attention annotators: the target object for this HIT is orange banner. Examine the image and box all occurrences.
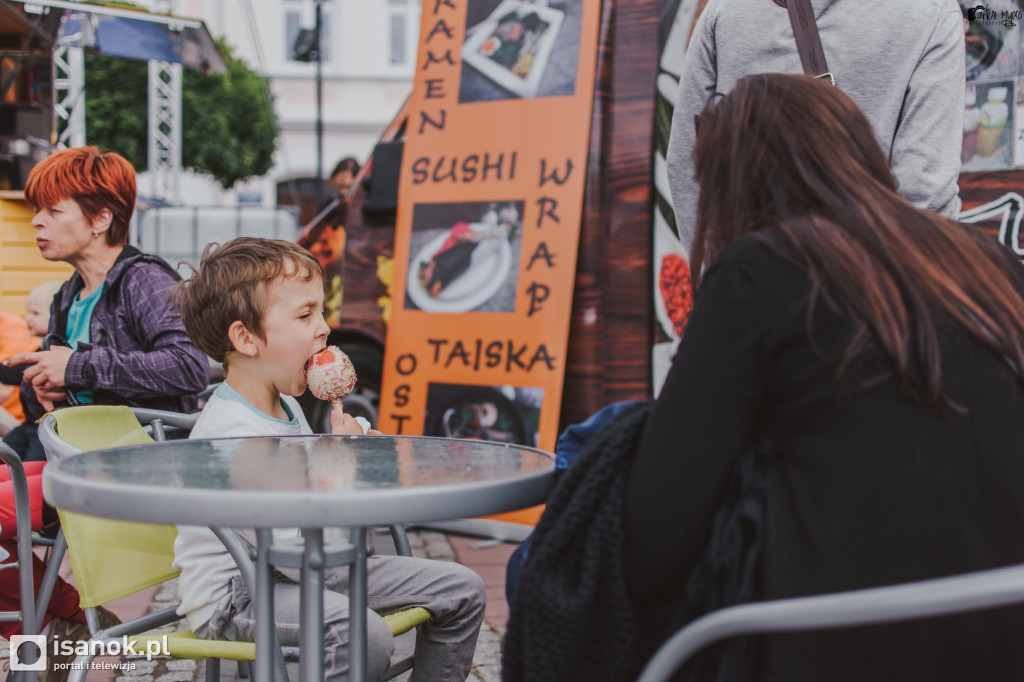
[379,0,601,521]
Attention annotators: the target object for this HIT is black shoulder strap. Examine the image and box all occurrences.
[785,0,834,86]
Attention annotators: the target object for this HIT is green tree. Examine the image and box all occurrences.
[84,40,278,189]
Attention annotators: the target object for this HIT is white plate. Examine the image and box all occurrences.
[406,231,513,313]
[461,0,566,99]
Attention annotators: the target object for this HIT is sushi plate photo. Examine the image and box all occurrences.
[461,0,566,99]
[406,227,513,313]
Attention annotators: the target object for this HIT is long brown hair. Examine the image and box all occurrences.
[691,73,1024,407]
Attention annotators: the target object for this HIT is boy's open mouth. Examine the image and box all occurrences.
[304,347,329,377]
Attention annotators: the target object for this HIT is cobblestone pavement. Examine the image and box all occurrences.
[1,529,506,682]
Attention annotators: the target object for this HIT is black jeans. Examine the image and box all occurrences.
[2,422,44,462]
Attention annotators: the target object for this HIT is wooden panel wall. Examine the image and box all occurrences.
[0,191,72,315]
[561,0,659,429]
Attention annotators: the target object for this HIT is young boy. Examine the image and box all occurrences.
[174,237,485,681]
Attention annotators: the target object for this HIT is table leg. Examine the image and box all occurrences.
[254,529,278,682]
[349,527,368,682]
[300,528,326,682]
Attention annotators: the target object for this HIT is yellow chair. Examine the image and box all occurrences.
[40,405,154,455]
[38,405,432,681]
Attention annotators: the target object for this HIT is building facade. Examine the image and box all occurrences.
[136,0,419,218]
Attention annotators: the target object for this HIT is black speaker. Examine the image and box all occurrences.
[292,28,318,62]
[362,141,404,216]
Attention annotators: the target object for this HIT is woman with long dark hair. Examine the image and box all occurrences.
[625,74,1024,680]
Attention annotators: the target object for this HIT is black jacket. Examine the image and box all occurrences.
[503,400,652,682]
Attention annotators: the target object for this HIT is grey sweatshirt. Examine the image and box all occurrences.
[667,0,966,251]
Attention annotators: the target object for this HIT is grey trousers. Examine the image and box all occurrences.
[195,555,486,682]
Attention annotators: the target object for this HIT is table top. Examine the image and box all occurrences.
[43,435,556,528]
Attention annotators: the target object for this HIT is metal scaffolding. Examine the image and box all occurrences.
[147,60,183,204]
[52,44,85,149]
[53,52,184,204]
[41,0,215,205]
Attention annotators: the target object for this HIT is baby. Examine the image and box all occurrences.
[0,280,64,454]
[25,280,63,337]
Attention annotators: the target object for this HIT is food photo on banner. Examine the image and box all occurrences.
[424,382,543,447]
[961,0,1023,170]
[957,0,1024,254]
[459,0,582,102]
[963,78,1016,169]
[405,200,523,313]
[649,0,704,393]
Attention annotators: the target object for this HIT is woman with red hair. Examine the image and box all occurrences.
[0,147,205,678]
[2,147,209,461]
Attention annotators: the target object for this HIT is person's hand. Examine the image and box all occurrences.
[9,347,73,412]
[329,403,380,435]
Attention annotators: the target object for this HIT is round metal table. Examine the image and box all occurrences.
[43,434,556,682]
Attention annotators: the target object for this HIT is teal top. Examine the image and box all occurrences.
[66,284,104,405]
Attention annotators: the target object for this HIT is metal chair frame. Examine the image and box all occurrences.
[637,562,1024,682]
[0,442,41,682]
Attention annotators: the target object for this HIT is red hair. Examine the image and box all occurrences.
[24,147,136,246]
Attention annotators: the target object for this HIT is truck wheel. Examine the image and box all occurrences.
[299,343,383,434]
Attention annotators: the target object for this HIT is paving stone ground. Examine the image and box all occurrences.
[1,529,515,682]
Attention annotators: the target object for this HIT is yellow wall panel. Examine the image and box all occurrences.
[0,192,72,316]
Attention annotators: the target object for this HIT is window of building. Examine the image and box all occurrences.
[284,0,331,63]
[386,0,420,70]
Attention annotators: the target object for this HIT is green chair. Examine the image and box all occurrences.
[38,405,431,681]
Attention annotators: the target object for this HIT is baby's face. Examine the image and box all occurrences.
[25,302,49,336]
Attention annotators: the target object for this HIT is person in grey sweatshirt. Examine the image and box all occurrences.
[667,0,965,252]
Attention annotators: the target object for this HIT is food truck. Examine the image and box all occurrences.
[298,1,1017,460]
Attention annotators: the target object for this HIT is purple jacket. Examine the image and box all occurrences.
[21,246,210,420]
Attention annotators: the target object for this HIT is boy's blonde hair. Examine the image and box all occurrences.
[26,280,63,312]
[176,237,324,365]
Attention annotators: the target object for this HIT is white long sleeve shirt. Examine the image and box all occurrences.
[172,383,312,630]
